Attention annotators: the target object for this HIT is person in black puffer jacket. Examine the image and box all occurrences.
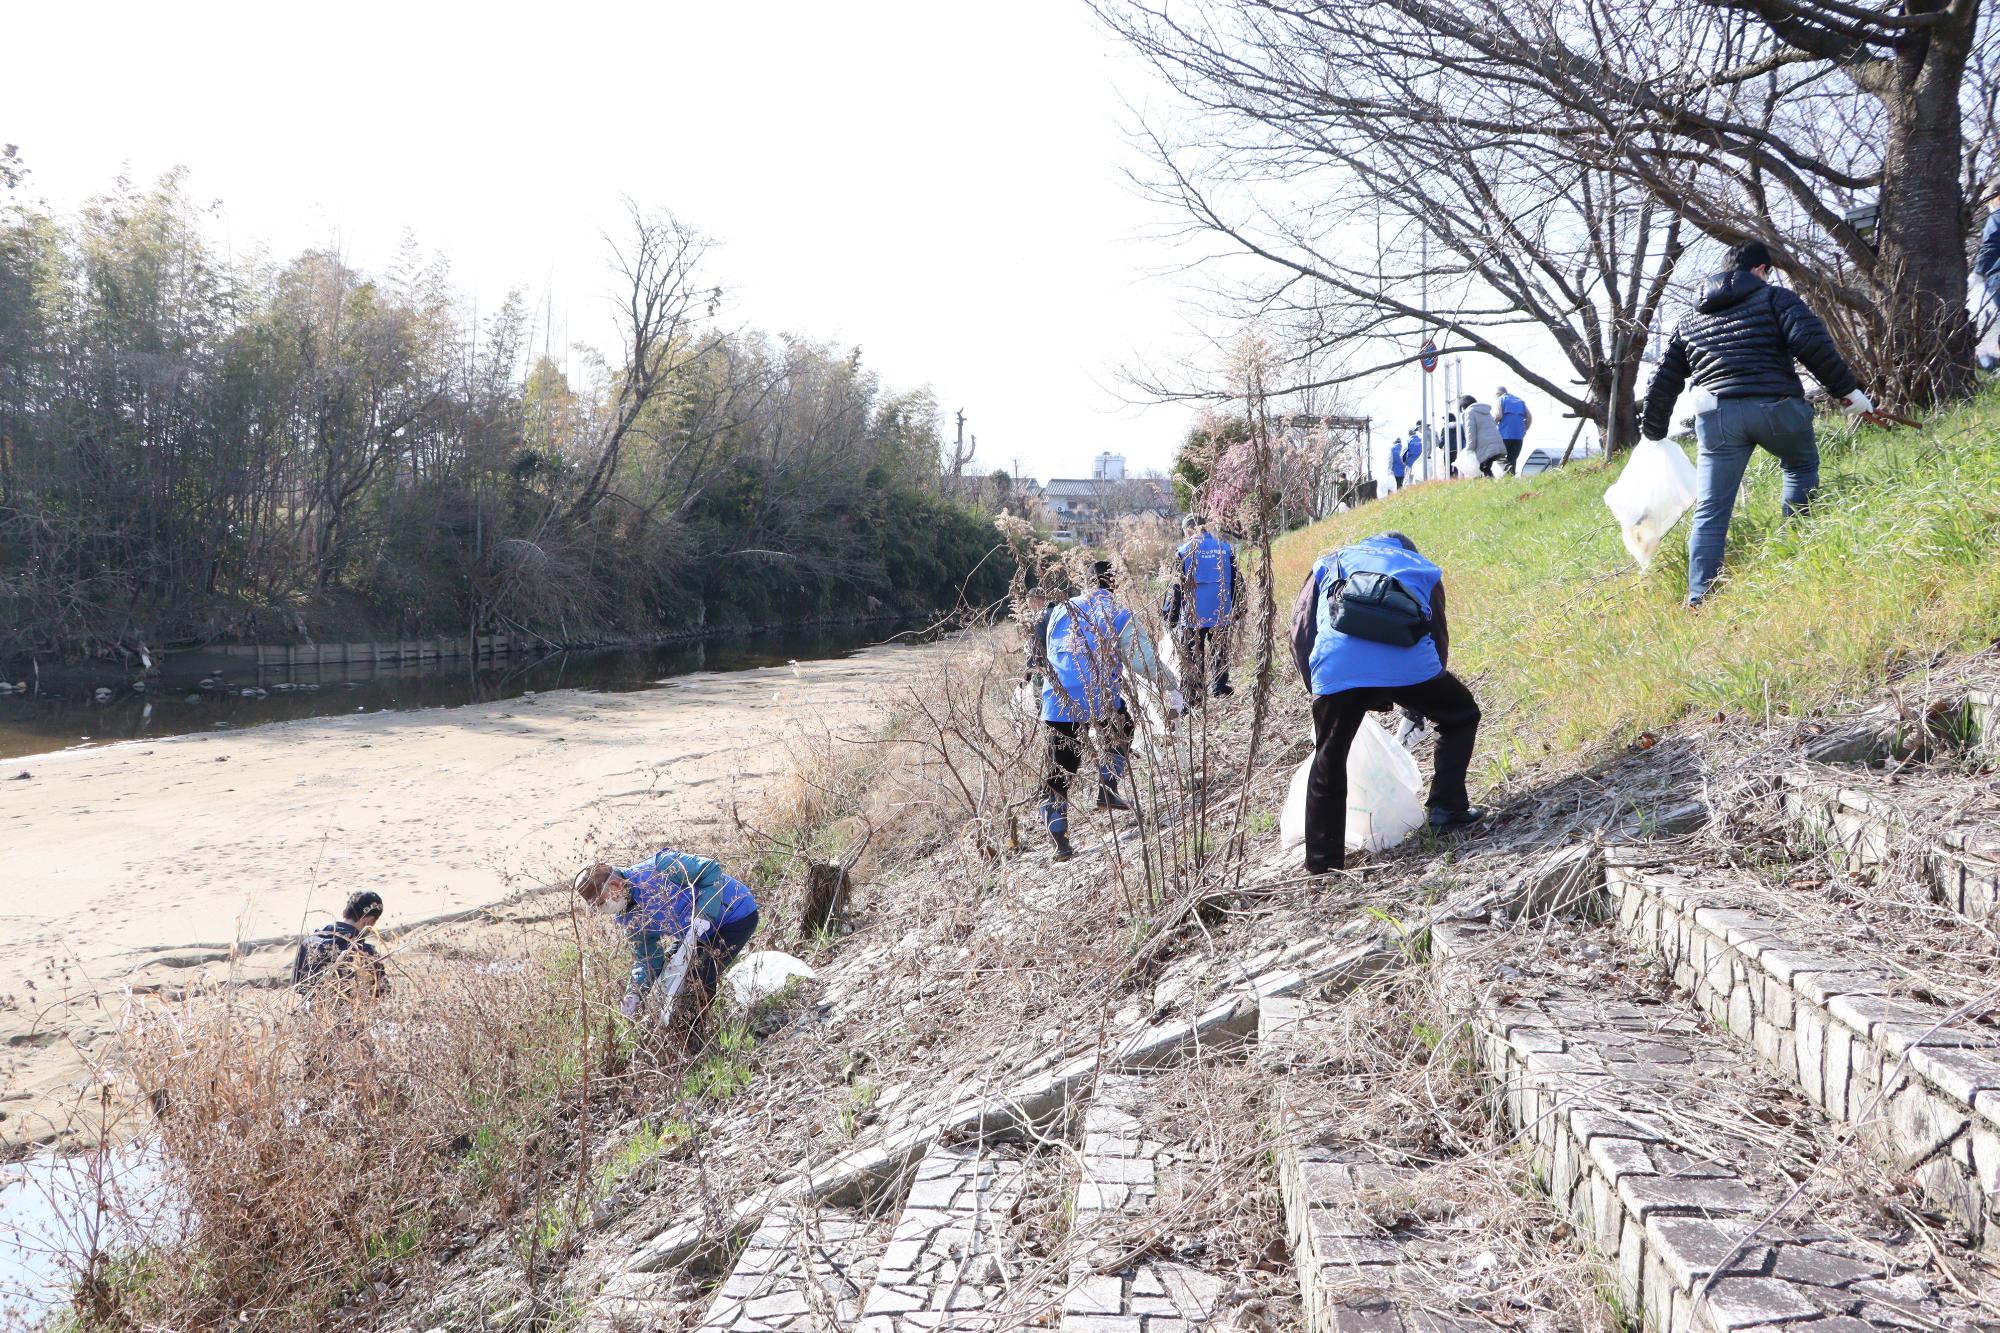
[1640,241,1872,605]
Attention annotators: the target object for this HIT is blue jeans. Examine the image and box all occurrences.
[1687,396,1818,602]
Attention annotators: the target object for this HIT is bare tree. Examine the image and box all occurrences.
[1102,0,1996,414]
[566,204,717,523]
[1100,0,1688,444]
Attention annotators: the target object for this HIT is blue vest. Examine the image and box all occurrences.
[1176,533,1235,627]
[1041,589,1131,722]
[1307,539,1444,694]
[619,849,757,936]
[1497,394,1528,439]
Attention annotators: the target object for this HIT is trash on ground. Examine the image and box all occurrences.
[726,950,817,1008]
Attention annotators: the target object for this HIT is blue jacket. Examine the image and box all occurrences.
[1173,532,1237,628]
[1298,538,1444,694]
[1496,394,1528,440]
[1400,434,1423,473]
[618,849,757,937]
[1976,212,2000,290]
[1037,588,1173,722]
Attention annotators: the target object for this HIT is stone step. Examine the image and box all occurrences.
[1431,918,1996,1331]
[1261,996,1517,1333]
[855,1140,1037,1332]
[1781,772,2000,934]
[697,1204,890,1331]
[1603,857,2000,1254]
[1058,1073,1230,1332]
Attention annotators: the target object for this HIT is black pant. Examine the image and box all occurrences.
[1305,672,1480,873]
[1044,708,1134,801]
[694,909,759,999]
[1479,454,1504,478]
[1503,438,1522,473]
[1175,623,1232,700]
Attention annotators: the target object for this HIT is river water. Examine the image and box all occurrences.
[0,1145,172,1327]
[0,621,930,762]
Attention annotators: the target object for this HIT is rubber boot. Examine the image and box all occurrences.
[1095,756,1131,811]
[1042,799,1073,861]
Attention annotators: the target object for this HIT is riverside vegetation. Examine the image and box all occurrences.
[23,390,1999,1330]
[0,156,1010,661]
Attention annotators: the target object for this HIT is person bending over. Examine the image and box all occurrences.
[574,849,759,1022]
[1289,532,1483,875]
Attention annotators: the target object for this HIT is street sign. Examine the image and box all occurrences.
[1419,339,1438,373]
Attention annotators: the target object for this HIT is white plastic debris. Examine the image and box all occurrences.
[1602,439,1698,569]
[1279,716,1428,853]
[725,950,817,1009]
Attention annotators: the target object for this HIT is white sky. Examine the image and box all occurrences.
[3,0,1589,485]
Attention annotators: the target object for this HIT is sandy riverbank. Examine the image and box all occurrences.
[0,638,940,1152]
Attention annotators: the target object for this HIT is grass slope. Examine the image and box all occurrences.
[1271,392,2000,784]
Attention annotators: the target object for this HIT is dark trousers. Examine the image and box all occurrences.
[631,908,759,1003]
[1175,623,1233,700]
[1503,438,1522,473]
[1478,454,1504,478]
[1305,672,1480,873]
[1044,708,1134,801]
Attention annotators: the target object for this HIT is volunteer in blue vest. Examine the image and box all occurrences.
[573,849,760,1023]
[1027,561,1183,861]
[1400,425,1424,487]
[1288,532,1483,875]
[1164,514,1242,703]
[1495,387,1532,474]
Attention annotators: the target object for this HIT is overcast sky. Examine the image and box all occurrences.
[5,0,1592,485]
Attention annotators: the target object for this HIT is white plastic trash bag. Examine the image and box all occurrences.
[652,920,700,1022]
[726,950,817,1009]
[1347,715,1427,850]
[1453,447,1480,479]
[1128,675,1174,762]
[1279,754,1311,850]
[1277,716,1428,854]
[1602,439,1698,569]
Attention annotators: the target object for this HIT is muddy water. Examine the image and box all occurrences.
[0,621,933,762]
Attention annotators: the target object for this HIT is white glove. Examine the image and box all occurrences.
[691,917,715,940]
[1165,689,1187,716]
[619,993,640,1019]
[1843,388,1874,417]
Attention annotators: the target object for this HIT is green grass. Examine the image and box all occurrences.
[678,1018,758,1101]
[1273,393,2000,777]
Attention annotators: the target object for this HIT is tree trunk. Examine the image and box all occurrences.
[1868,28,1978,405]
[1588,351,1645,457]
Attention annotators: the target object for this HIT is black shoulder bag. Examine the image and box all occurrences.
[1330,570,1433,647]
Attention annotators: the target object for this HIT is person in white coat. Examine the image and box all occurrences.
[1457,396,1506,477]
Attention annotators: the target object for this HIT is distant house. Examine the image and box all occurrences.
[1043,457,1176,545]
[939,471,1047,523]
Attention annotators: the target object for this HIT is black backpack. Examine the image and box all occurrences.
[1331,570,1433,647]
